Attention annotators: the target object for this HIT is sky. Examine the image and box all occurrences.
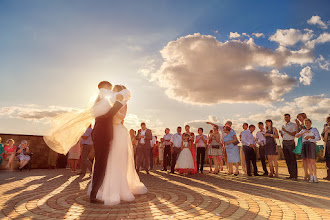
[0,0,329,138]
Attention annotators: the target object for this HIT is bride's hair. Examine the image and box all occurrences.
[113,85,126,92]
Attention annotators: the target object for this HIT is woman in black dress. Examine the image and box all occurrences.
[264,119,279,177]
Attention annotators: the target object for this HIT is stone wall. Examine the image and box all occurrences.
[0,133,51,169]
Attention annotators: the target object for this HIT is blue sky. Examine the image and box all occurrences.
[0,0,329,136]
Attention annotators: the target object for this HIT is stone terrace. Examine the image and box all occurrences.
[0,167,330,220]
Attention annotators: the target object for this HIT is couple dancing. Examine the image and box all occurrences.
[44,81,147,206]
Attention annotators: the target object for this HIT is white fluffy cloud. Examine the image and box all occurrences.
[299,66,313,86]
[269,28,314,46]
[252,33,265,38]
[316,55,330,70]
[0,105,78,121]
[229,32,240,39]
[307,15,328,29]
[145,33,320,104]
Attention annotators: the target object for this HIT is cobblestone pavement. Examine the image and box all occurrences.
[1,167,330,220]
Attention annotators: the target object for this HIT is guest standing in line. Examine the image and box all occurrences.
[294,113,310,180]
[79,125,94,175]
[195,128,208,173]
[136,122,153,174]
[129,129,137,166]
[206,121,236,173]
[207,130,214,173]
[162,128,172,171]
[183,125,197,174]
[159,138,165,169]
[256,122,268,176]
[241,125,260,176]
[239,123,249,175]
[149,136,156,170]
[296,119,321,183]
[170,127,183,174]
[16,140,31,171]
[321,116,330,181]
[209,125,222,174]
[0,137,4,166]
[176,133,195,175]
[264,119,279,178]
[68,139,82,173]
[4,139,17,170]
[279,114,298,180]
[223,126,240,175]
[153,139,159,169]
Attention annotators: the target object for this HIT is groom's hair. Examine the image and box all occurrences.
[98,81,112,89]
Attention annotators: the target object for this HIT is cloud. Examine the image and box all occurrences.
[144,33,317,105]
[252,33,265,38]
[307,15,328,29]
[242,33,250,38]
[305,32,330,49]
[0,105,78,121]
[316,55,330,70]
[299,66,313,85]
[229,32,240,39]
[269,28,314,46]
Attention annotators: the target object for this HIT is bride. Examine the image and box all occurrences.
[88,85,147,206]
[44,84,147,206]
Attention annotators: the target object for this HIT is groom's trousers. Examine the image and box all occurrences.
[90,139,111,199]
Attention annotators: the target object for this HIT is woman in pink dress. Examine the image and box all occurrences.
[183,125,198,174]
[4,139,17,170]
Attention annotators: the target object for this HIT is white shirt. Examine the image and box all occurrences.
[281,122,298,141]
[171,133,183,148]
[163,133,173,146]
[150,136,157,148]
[139,129,147,144]
[196,135,208,147]
[241,130,255,146]
[296,127,321,143]
[256,129,266,146]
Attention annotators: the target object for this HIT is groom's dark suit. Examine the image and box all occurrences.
[90,100,123,201]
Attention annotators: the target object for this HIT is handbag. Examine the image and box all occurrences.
[211,145,220,149]
[232,140,240,145]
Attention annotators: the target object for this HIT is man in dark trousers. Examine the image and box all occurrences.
[136,122,153,174]
[90,81,125,203]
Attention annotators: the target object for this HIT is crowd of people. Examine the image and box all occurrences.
[128,113,330,183]
[2,112,330,185]
[0,138,32,171]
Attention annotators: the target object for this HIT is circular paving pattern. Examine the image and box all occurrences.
[1,168,330,219]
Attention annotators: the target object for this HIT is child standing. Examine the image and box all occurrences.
[153,140,159,168]
[176,134,195,175]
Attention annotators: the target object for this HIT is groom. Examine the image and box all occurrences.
[90,81,125,203]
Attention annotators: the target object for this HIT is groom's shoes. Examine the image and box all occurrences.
[90,197,103,204]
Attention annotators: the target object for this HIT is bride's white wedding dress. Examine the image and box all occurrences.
[88,109,147,206]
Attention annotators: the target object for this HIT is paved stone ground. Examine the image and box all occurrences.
[1,166,330,220]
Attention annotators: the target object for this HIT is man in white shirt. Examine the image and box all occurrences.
[280,114,299,180]
[195,128,208,173]
[170,127,183,174]
[256,122,268,176]
[162,128,173,171]
[135,122,153,174]
[241,125,260,176]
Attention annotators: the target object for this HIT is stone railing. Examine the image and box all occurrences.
[0,133,50,169]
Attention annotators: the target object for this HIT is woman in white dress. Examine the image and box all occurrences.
[88,85,147,205]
